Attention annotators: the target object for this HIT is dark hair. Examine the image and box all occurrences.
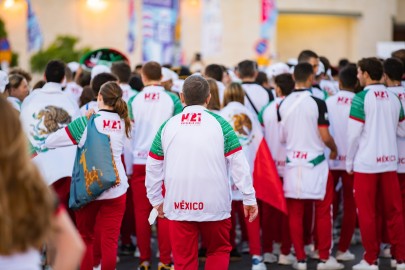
[111,61,131,83]
[45,60,66,83]
[79,86,95,107]
[5,74,25,94]
[204,64,223,82]
[99,82,131,137]
[339,64,358,90]
[294,63,314,83]
[237,60,257,79]
[298,50,318,63]
[142,61,162,81]
[207,78,220,111]
[274,73,294,96]
[8,68,32,83]
[392,49,405,67]
[76,70,91,87]
[255,71,269,86]
[129,74,144,91]
[338,58,350,70]
[182,75,210,105]
[32,80,46,90]
[383,57,404,82]
[319,56,331,73]
[357,57,383,81]
[91,73,117,96]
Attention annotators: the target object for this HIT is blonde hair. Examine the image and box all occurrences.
[0,96,54,255]
[223,82,245,107]
[207,78,221,111]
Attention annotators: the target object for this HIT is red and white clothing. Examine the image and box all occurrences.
[259,97,286,177]
[146,105,256,220]
[44,110,128,270]
[347,84,405,264]
[278,90,329,200]
[346,84,405,173]
[127,85,182,264]
[278,89,333,261]
[64,81,83,105]
[0,249,41,270]
[387,85,405,173]
[241,82,270,115]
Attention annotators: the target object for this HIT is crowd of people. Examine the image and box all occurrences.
[0,47,405,270]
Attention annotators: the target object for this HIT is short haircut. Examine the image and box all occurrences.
[8,67,32,83]
[339,64,358,90]
[237,60,257,78]
[392,49,405,67]
[293,63,314,83]
[298,50,318,63]
[357,57,383,81]
[91,72,117,95]
[182,75,210,105]
[45,60,66,83]
[204,64,223,82]
[129,74,144,91]
[255,71,269,86]
[383,57,404,82]
[142,61,162,81]
[111,61,131,83]
[274,73,294,96]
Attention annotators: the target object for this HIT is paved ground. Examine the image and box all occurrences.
[117,244,393,270]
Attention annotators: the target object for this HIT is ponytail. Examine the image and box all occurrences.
[114,98,131,138]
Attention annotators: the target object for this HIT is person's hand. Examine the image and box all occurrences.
[347,171,354,175]
[329,150,337,160]
[85,109,95,119]
[154,203,164,218]
[243,204,258,222]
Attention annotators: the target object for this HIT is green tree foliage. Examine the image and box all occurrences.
[0,19,7,38]
[30,35,91,73]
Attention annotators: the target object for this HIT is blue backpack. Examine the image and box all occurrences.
[69,115,120,210]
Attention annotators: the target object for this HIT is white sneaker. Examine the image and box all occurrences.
[309,250,320,259]
[317,257,344,270]
[304,244,314,256]
[252,255,267,270]
[263,252,277,263]
[392,259,397,268]
[134,247,140,257]
[397,262,405,270]
[278,253,296,265]
[242,241,250,254]
[353,260,378,270]
[293,261,307,270]
[93,265,101,270]
[336,250,355,261]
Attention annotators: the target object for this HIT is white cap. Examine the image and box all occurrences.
[91,65,111,80]
[228,69,242,83]
[67,62,80,73]
[316,61,325,76]
[265,62,290,79]
[0,70,8,93]
[287,58,298,66]
[161,67,179,82]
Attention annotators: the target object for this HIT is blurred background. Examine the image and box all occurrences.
[0,0,404,73]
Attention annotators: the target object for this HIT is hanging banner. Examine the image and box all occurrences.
[142,0,178,64]
[201,0,223,57]
[26,0,43,52]
[127,0,136,53]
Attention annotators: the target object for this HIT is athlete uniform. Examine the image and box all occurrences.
[146,105,256,270]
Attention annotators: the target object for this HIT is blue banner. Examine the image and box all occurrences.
[142,0,178,64]
[127,0,136,53]
[26,0,43,52]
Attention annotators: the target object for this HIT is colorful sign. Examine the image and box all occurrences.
[142,0,179,64]
[79,48,129,71]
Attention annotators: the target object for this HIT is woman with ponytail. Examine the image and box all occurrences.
[45,82,131,270]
